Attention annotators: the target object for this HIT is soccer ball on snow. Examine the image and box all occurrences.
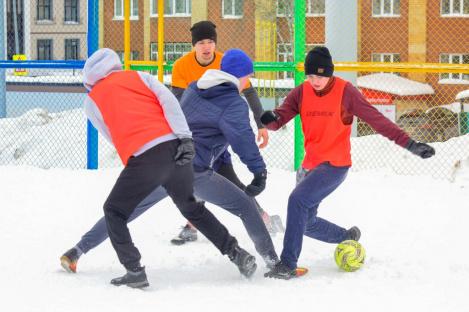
[334,240,365,272]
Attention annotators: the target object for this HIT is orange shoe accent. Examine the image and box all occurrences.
[295,267,309,277]
[60,256,77,273]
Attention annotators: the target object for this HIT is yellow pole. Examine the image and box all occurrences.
[157,0,164,82]
[124,0,130,70]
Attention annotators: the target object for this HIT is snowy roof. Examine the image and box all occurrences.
[357,73,434,96]
[456,89,469,100]
[426,102,469,113]
[250,78,295,89]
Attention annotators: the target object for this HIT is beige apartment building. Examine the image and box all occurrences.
[28,0,87,61]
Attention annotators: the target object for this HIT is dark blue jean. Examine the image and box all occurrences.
[280,162,349,269]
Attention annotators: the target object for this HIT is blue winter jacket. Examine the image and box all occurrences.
[179,69,266,174]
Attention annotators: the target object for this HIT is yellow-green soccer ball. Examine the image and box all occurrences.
[334,240,365,272]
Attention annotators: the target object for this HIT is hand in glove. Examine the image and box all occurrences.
[245,170,267,197]
[260,111,279,126]
[406,139,435,159]
[174,138,195,166]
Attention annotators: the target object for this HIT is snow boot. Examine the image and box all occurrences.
[228,244,257,278]
[170,224,198,245]
[263,254,280,270]
[60,247,81,273]
[110,267,149,289]
[264,261,297,280]
[346,226,361,241]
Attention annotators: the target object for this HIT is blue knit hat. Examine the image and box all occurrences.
[220,49,254,78]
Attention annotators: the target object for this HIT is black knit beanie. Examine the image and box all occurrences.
[190,21,217,46]
[304,46,334,77]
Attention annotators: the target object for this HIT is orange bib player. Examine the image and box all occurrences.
[169,21,285,245]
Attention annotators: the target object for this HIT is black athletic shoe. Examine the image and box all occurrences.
[346,226,361,241]
[228,244,257,278]
[262,249,280,269]
[110,267,149,289]
[170,224,198,245]
[264,262,297,280]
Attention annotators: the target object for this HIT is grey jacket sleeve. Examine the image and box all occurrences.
[138,72,192,139]
[171,86,185,101]
[83,96,113,143]
[242,85,264,129]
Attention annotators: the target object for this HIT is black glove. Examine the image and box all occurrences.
[174,138,195,166]
[406,139,435,159]
[245,170,267,197]
[260,111,279,126]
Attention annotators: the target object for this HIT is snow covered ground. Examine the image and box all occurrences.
[1,108,469,311]
[1,157,469,311]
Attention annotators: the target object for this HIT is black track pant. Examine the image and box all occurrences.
[104,140,236,270]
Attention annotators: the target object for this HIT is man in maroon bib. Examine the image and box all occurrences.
[262,47,435,279]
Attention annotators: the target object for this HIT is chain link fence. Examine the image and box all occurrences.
[1,0,468,179]
[0,0,92,168]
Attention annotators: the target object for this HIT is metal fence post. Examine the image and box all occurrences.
[87,0,99,169]
[293,0,306,170]
[0,0,6,118]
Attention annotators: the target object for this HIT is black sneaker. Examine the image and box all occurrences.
[346,226,361,241]
[170,224,198,245]
[60,247,80,273]
[110,267,149,289]
[228,244,257,278]
[263,255,280,270]
[264,262,297,280]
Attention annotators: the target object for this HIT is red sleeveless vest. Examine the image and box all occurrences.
[300,77,352,170]
[89,71,172,165]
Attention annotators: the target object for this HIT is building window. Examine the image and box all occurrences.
[131,51,139,60]
[440,53,469,82]
[37,39,53,60]
[372,0,400,17]
[371,53,400,63]
[164,0,191,16]
[65,39,80,60]
[150,0,158,16]
[151,42,191,62]
[277,43,293,79]
[116,51,124,62]
[37,0,52,21]
[115,51,140,62]
[276,43,319,79]
[277,0,325,16]
[308,0,325,16]
[114,0,138,19]
[372,53,400,74]
[150,43,158,60]
[223,0,243,18]
[64,0,79,23]
[441,0,469,16]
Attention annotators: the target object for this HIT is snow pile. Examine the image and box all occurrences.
[357,73,434,96]
[0,108,120,168]
[456,89,469,101]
